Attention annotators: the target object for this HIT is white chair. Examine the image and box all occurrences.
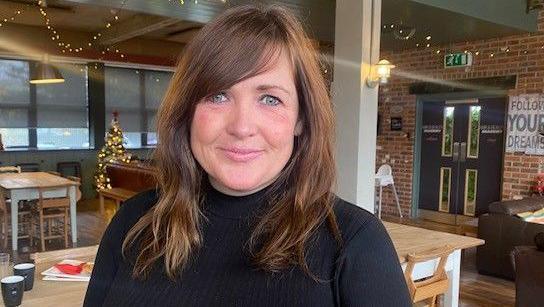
[375,164,403,219]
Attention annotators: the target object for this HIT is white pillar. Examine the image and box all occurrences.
[332,0,381,212]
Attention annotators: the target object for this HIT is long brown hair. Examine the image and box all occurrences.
[122,4,340,280]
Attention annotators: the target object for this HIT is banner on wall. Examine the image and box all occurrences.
[506,94,544,155]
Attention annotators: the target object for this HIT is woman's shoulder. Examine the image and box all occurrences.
[331,196,385,245]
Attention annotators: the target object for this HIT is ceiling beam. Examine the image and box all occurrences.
[54,0,221,23]
[410,0,538,32]
[52,0,336,42]
[98,15,180,45]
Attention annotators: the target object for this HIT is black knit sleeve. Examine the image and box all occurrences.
[334,217,412,307]
[83,210,122,306]
[83,189,158,306]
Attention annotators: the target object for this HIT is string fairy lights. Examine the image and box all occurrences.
[3,0,230,61]
[0,3,30,27]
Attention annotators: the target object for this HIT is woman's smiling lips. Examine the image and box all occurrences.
[219,146,265,162]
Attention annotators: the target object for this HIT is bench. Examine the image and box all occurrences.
[98,161,157,214]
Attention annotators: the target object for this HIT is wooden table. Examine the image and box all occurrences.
[0,172,80,251]
[2,223,483,306]
[1,246,97,307]
[384,221,484,307]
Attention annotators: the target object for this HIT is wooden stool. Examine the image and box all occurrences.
[31,185,71,251]
[404,245,454,307]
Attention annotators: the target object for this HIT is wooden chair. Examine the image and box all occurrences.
[56,161,81,178]
[0,190,33,249]
[0,166,21,173]
[0,193,9,249]
[403,245,454,307]
[16,163,39,172]
[30,185,72,251]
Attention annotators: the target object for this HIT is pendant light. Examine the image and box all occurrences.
[30,54,64,84]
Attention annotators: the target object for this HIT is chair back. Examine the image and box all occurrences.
[376,164,395,186]
[403,245,454,304]
[0,166,21,173]
[37,185,71,210]
[376,164,392,176]
[46,171,61,176]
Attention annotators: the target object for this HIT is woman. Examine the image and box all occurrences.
[84,5,411,307]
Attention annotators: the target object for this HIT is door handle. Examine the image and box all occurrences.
[460,142,467,162]
[452,142,459,161]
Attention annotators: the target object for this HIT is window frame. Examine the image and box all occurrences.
[0,58,91,151]
[0,56,173,151]
[104,64,173,149]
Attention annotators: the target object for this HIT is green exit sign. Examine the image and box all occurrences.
[444,52,473,68]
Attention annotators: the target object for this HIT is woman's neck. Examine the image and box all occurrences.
[208,176,277,197]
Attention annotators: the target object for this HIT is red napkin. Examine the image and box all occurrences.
[54,263,84,275]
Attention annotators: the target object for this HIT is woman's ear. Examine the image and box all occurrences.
[294,120,303,136]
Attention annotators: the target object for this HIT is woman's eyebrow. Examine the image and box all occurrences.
[256,84,292,97]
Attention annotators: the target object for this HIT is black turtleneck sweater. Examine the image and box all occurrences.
[84,187,411,306]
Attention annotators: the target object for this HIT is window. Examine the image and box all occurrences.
[0,59,30,148]
[36,63,89,149]
[0,59,89,150]
[105,66,172,148]
[467,106,481,158]
[441,107,454,157]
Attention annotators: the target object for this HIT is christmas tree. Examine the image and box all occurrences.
[94,111,132,191]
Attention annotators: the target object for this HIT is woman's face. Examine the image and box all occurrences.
[190,51,300,196]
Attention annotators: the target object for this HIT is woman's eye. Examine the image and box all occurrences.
[260,95,281,106]
[208,92,228,104]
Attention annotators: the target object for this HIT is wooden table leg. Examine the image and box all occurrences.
[444,249,461,307]
[9,191,21,251]
[69,185,78,245]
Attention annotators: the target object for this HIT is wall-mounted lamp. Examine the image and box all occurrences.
[366,59,395,88]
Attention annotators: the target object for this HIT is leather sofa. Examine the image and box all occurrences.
[477,197,544,280]
[513,246,544,307]
[106,161,157,193]
[98,161,157,214]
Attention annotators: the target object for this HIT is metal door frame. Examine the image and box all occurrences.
[412,90,508,218]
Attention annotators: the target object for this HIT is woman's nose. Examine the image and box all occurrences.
[225,99,257,139]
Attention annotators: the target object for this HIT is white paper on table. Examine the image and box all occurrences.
[42,275,90,282]
[41,259,92,281]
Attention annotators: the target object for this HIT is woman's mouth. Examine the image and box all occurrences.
[220,147,264,162]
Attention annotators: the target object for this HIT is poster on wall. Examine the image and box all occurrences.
[506,94,544,155]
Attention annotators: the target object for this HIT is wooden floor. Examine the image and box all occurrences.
[1,201,515,306]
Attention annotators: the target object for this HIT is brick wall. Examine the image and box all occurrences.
[376,10,544,217]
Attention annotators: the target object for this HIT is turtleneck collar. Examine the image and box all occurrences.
[203,181,271,220]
